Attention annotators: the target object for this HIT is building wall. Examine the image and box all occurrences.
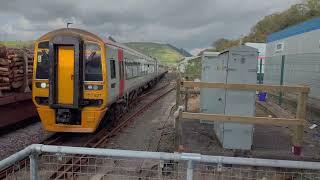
[265,29,320,109]
[267,29,320,56]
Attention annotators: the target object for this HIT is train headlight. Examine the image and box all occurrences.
[36,82,49,88]
[85,85,103,90]
[40,83,46,88]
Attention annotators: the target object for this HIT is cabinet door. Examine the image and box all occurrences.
[200,54,227,140]
[223,51,257,150]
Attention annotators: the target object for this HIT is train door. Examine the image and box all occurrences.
[57,46,74,104]
[118,49,125,97]
[106,45,119,102]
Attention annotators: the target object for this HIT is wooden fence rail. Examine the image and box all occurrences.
[175,77,310,155]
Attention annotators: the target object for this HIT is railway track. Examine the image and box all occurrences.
[51,81,175,179]
[0,79,176,179]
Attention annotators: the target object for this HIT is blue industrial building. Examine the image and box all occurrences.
[265,17,320,109]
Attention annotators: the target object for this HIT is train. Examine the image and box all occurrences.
[32,28,167,133]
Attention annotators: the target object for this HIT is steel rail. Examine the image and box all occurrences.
[52,82,175,179]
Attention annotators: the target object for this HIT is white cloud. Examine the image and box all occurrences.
[0,0,299,50]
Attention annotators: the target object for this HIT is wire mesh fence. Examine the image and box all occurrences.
[2,158,30,180]
[3,153,320,180]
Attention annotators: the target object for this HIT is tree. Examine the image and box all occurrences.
[210,0,320,51]
[212,38,240,52]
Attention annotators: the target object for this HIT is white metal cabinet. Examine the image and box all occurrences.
[200,45,258,150]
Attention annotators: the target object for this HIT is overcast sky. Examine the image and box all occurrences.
[0,0,299,54]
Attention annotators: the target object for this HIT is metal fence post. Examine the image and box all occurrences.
[186,160,194,180]
[259,58,263,84]
[278,55,285,105]
[29,152,39,180]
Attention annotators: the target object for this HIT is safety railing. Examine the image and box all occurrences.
[174,75,310,155]
[1,144,320,180]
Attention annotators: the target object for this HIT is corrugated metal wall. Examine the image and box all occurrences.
[266,28,320,109]
[265,53,320,109]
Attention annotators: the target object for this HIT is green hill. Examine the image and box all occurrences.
[124,42,184,66]
[0,40,185,66]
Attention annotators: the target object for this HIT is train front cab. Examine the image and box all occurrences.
[33,33,108,132]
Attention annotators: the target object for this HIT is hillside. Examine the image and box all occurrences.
[0,40,186,66]
[124,42,185,66]
[209,0,320,52]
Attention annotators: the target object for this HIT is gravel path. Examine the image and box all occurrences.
[105,90,176,152]
[0,122,52,160]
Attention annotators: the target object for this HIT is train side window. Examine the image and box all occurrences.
[36,41,49,79]
[119,61,124,80]
[110,59,116,79]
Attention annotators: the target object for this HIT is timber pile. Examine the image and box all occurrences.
[25,48,34,85]
[0,45,34,91]
[0,45,10,90]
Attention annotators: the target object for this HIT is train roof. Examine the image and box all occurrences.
[37,28,104,43]
[37,28,158,63]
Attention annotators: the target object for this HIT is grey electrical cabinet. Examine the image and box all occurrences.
[200,45,258,150]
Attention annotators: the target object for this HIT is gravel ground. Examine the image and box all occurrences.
[0,122,52,160]
[105,90,176,152]
[181,95,320,161]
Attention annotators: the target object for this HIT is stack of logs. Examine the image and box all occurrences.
[25,48,34,86]
[0,44,33,91]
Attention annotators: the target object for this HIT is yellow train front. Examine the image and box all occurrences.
[32,28,166,133]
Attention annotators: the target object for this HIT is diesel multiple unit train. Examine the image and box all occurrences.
[32,28,167,133]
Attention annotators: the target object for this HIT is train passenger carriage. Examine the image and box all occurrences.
[32,28,167,133]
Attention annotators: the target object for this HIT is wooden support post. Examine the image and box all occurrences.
[292,92,307,156]
[175,109,183,151]
[175,73,181,110]
[175,72,182,151]
[184,76,189,112]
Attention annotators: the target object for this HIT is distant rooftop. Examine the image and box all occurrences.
[267,17,320,43]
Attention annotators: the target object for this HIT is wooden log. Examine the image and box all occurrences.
[14,74,24,78]
[7,55,15,60]
[0,45,6,58]
[12,57,23,62]
[0,86,10,90]
[11,81,23,88]
[0,82,10,87]
[0,58,9,66]
[11,66,19,70]
[0,77,10,83]
[13,62,23,67]
[14,77,24,81]
[13,69,24,74]
[0,67,9,72]
[0,72,10,76]
[0,65,9,69]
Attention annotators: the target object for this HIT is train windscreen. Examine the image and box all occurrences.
[36,41,49,79]
[84,42,102,81]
